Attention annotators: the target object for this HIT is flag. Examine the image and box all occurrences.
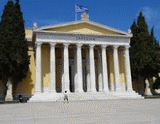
[75,4,89,13]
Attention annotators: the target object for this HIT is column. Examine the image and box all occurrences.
[101,45,109,92]
[97,48,103,92]
[35,42,42,93]
[124,45,133,92]
[76,43,83,92]
[50,42,56,93]
[61,48,64,92]
[63,43,70,93]
[89,44,96,92]
[113,45,121,92]
[86,49,90,92]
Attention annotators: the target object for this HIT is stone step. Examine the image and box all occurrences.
[28,91,144,102]
[0,100,19,104]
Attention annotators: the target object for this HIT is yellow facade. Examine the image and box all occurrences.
[25,29,33,40]
[41,44,50,90]
[0,23,128,95]
[118,48,126,84]
[107,48,115,84]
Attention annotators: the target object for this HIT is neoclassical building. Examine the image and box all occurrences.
[0,12,143,101]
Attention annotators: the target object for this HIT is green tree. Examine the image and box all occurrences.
[130,12,160,92]
[11,0,30,96]
[12,0,30,82]
[0,0,16,98]
[148,26,160,77]
[0,0,30,100]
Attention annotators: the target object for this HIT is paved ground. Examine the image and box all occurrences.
[0,99,160,124]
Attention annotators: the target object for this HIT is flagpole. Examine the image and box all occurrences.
[75,12,77,21]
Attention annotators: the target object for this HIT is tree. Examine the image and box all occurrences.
[130,12,160,93]
[0,0,16,99]
[12,0,30,83]
[0,0,30,100]
[147,27,160,77]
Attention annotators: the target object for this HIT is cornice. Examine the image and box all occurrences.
[34,30,132,38]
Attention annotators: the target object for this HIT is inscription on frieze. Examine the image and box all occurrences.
[76,36,95,41]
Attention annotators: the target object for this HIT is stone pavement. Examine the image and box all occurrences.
[0,99,160,124]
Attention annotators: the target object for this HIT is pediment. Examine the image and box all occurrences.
[35,20,131,36]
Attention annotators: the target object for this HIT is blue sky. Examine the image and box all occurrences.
[0,0,160,41]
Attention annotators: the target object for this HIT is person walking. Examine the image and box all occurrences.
[63,91,69,103]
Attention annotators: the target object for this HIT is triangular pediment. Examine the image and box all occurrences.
[35,20,131,36]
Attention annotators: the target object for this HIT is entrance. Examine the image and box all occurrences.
[69,65,74,92]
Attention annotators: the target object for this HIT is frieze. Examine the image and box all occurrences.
[36,33,130,45]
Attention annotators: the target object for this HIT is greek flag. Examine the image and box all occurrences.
[75,4,89,13]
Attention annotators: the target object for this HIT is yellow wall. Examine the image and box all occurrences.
[47,23,121,35]
[15,46,35,94]
[107,49,115,83]
[25,29,33,40]
[118,49,126,84]
[41,44,50,90]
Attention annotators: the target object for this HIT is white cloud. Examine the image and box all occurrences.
[141,6,160,30]
[37,19,60,26]
[137,7,160,41]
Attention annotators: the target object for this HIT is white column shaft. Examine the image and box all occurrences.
[50,43,56,93]
[124,46,133,92]
[76,44,83,92]
[63,43,70,93]
[113,46,121,92]
[89,44,96,92]
[102,46,109,92]
[35,42,42,93]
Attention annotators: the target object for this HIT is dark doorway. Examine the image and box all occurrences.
[83,66,87,92]
[69,66,74,92]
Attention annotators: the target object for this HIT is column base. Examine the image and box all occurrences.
[50,90,56,93]
[127,88,134,93]
[43,88,50,93]
[90,89,97,93]
[99,89,103,92]
[103,90,110,93]
[35,90,41,94]
[75,89,84,93]
[115,88,122,92]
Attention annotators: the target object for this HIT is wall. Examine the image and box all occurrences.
[41,44,50,92]
[14,44,36,98]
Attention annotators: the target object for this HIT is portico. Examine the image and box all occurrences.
[35,43,132,92]
[29,13,143,102]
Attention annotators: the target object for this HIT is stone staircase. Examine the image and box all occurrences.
[28,91,144,102]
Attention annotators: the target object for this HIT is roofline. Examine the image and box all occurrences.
[34,20,131,36]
